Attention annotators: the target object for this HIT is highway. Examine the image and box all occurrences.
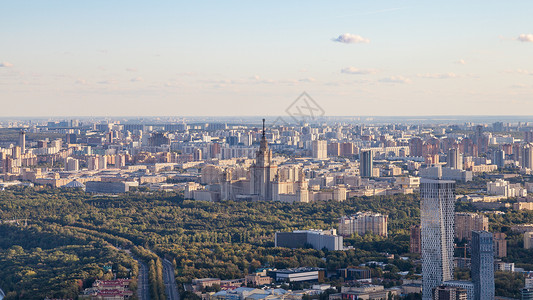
[136,259,150,300]
[162,258,180,300]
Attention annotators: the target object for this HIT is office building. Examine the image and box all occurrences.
[360,150,373,178]
[275,229,343,251]
[85,181,137,194]
[421,179,455,300]
[471,231,494,300]
[312,140,327,160]
[267,267,325,282]
[454,213,488,241]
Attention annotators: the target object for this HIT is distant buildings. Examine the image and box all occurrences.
[421,179,455,300]
[419,166,472,182]
[454,213,488,241]
[85,181,138,194]
[359,150,373,178]
[524,232,533,249]
[487,179,527,197]
[493,233,507,258]
[275,229,343,251]
[410,225,421,254]
[447,148,462,170]
[338,212,388,237]
[312,140,327,160]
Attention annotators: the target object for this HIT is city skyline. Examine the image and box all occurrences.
[2,1,533,116]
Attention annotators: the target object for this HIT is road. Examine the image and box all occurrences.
[136,259,150,300]
[162,258,180,300]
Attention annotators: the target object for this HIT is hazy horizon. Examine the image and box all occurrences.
[2,1,533,116]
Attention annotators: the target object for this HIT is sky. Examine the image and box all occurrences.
[1,0,533,117]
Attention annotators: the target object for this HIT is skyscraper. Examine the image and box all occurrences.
[421,179,455,300]
[360,150,373,178]
[19,130,25,154]
[471,231,495,300]
[522,144,533,170]
[250,119,277,200]
[493,149,505,169]
[447,148,462,170]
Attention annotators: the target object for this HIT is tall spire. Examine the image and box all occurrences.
[262,118,265,138]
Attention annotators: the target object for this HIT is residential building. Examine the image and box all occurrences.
[433,285,468,300]
[312,140,327,160]
[410,225,422,254]
[525,232,533,249]
[493,233,507,258]
[471,231,495,300]
[338,212,388,237]
[454,213,488,241]
[421,179,455,300]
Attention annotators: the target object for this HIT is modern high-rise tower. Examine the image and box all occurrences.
[360,150,373,177]
[447,148,462,170]
[19,130,25,154]
[420,179,455,300]
[471,231,495,300]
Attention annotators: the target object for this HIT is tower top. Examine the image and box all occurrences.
[262,118,265,138]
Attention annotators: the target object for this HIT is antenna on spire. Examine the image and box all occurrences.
[262,118,265,138]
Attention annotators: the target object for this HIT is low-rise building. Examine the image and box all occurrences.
[268,267,325,283]
[275,229,343,251]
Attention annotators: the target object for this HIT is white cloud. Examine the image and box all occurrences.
[417,72,458,79]
[379,76,411,84]
[332,33,370,44]
[97,79,117,85]
[0,62,14,67]
[126,68,138,72]
[518,34,533,42]
[298,77,316,83]
[503,69,533,75]
[341,67,378,75]
[131,77,144,82]
[455,59,466,65]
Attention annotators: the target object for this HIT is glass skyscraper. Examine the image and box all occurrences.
[471,231,495,300]
[420,179,455,300]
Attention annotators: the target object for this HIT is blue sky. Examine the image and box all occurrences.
[1,1,532,116]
